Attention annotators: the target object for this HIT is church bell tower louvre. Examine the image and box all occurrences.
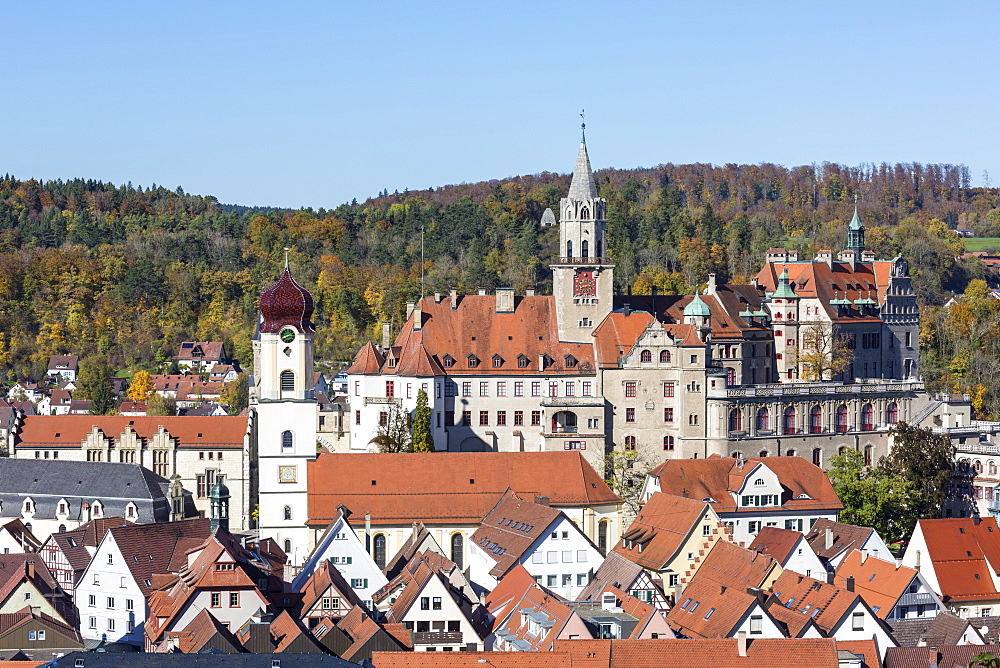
[551,124,615,343]
[251,255,318,568]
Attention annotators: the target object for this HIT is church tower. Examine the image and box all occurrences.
[252,259,318,566]
[847,198,866,255]
[551,127,615,342]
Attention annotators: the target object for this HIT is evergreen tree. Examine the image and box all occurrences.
[411,388,434,453]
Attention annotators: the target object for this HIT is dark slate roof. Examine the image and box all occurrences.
[885,644,1000,668]
[889,612,977,647]
[0,458,171,524]
[48,652,359,667]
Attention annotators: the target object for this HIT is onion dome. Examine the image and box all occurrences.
[683,293,712,317]
[259,267,315,334]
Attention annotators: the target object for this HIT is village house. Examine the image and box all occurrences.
[39,517,126,597]
[467,490,605,600]
[483,565,590,651]
[805,519,894,571]
[578,551,672,612]
[749,526,827,579]
[174,342,229,371]
[835,551,946,622]
[0,554,75,627]
[296,558,368,629]
[46,356,79,382]
[0,606,83,659]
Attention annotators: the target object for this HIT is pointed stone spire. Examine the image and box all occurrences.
[568,133,599,201]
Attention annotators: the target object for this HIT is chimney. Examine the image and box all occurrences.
[826,571,835,585]
[538,354,546,371]
[411,301,422,332]
[381,323,391,349]
[825,527,833,550]
[405,301,415,320]
[411,522,419,538]
[707,273,717,296]
[477,287,487,296]
[623,303,631,317]
[26,561,34,580]
[737,630,748,657]
[450,287,458,310]
[495,287,514,313]
[846,576,855,592]
[535,495,550,507]
[525,287,536,297]
[861,551,868,564]
[434,291,441,304]
[929,648,938,668]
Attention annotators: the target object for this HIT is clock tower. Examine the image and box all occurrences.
[252,260,317,566]
[551,128,614,342]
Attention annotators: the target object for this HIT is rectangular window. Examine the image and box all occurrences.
[126,599,134,611]
[625,382,637,397]
[577,550,587,562]
[531,382,541,397]
[565,382,575,397]
[406,383,412,399]
[107,619,114,631]
[578,573,588,586]
[211,592,221,607]
[750,615,762,634]
[514,381,523,397]
[664,408,673,422]
[497,382,507,397]
[107,597,114,609]
[89,595,96,608]
[445,381,457,397]
[197,475,206,499]
[583,382,592,397]
[432,597,442,610]
[531,411,541,426]
[479,411,489,426]
[626,408,635,423]
[462,411,471,426]
[480,382,489,397]
[354,381,360,396]
[852,612,864,631]
[420,597,430,610]
[690,355,697,364]
[385,381,394,398]
[378,412,388,427]
[462,382,472,397]
[663,382,674,397]
[514,411,523,426]
[549,382,558,397]
[230,592,239,607]
[445,411,455,426]
[496,411,507,426]
[89,617,97,629]
[355,410,361,425]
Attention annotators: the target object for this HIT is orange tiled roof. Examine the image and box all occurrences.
[17,415,248,448]
[345,342,385,375]
[769,570,860,634]
[613,493,711,571]
[749,527,805,565]
[307,452,621,527]
[804,519,876,562]
[554,637,843,667]
[693,540,779,590]
[835,552,919,619]
[755,260,890,323]
[592,310,655,369]
[472,490,562,578]
[916,517,1000,602]
[667,577,760,638]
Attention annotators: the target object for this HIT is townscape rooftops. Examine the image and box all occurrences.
[804,519,876,561]
[916,517,1000,601]
[107,518,211,596]
[577,551,646,603]
[172,607,244,654]
[298,558,366,615]
[889,612,977,647]
[834,551,918,619]
[0,605,80,642]
[48,652,357,667]
[49,517,131,573]
[748,526,804,565]
[550,638,846,667]
[692,539,779,591]
[613,493,711,570]
[647,455,843,514]
[885,644,1000,668]
[0,554,60,604]
[756,259,891,322]
[769,570,862,634]
[472,490,563,578]
[666,576,760,639]
[17,415,249,448]
[307,452,621,527]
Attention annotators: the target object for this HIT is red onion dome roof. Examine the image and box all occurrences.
[259,268,315,333]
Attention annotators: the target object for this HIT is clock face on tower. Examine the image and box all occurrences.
[280,328,296,343]
[574,270,596,297]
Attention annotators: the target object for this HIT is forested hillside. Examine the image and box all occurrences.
[1,161,999,412]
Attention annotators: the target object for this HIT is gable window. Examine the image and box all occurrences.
[518,355,530,369]
[750,615,763,634]
[565,355,577,368]
[443,355,455,368]
[640,350,652,363]
[852,612,864,630]
[492,355,503,368]
[467,355,480,369]
[660,350,671,363]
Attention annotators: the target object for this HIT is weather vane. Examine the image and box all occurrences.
[580,109,586,141]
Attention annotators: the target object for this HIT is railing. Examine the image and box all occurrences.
[896,592,938,607]
[412,631,463,644]
[550,426,578,434]
[550,256,614,265]
[716,381,925,400]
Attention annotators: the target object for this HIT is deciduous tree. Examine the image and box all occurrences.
[793,323,853,381]
[411,389,434,453]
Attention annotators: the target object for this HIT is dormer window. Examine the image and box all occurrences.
[467,355,480,369]
[754,479,765,486]
[564,355,577,368]
[387,357,396,368]
[443,355,455,368]
[492,355,504,368]
[517,355,530,369]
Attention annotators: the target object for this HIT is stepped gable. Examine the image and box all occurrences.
[108,518,211,596]
[17,415,248,449]
[748,526,803,564]
[648,455,843,514]
[345,342,384,375]
[613,493,711,571]
[307,451,621,527]
[391,294,594,376]
[259,267,315,334]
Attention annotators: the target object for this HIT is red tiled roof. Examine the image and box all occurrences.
[373,652,576,667]
[109,518,211,596]
[592,310,655,368]
[472,491,562,578]
[17,415,248,448]
[693,540,779,590]
[769,571,860,634]
[555,638,843,667]
[345,342,384,375]
[917,517,1000,601]
[837,639,879,668]
[756,260,891,322]
[613,493,711,571]
[648,456,842,514]
[749,527,804,565]
[47,355,78,371]
[298,559,365,616]
[835,552,918,619]
[307,452,621,527]
[174,341,226,361]
[666,577,759,638]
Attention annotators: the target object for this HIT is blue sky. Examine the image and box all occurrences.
[4,1,998,209]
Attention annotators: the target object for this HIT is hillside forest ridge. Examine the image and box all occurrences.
[1,159,1000,415]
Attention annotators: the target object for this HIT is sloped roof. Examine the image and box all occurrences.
[17,415,249,448]
[107,518,211,596]
[47,355,79,371]
[298,559,365,615]
[345,342,384,375]
[392,343,444,377]
[173,608,243,654]
[889,612,975,647]
[612,493,710,571]
[383,523,444,580]
[666,577,759,638]
[749,527,804,565]
[175,342,226,361]
[804,519,876,562]
[568,139,599,200]
[0,605,81,644]
[329,606,409,661]
[755,260,889,322]
[471,491,562,578]
[577,551,646,602]
[886,644,1000,668]
[592,310,655,369]
[692,540,779,591]
[916,517,1000,601]
[307,452,621,527]
[834,639,878,668]
[554,638,842,667]
[372,651,576,668]
[0,520,40,552]
[769,571,862,634]
[488,570,580,651]
[647,456,842,515]
[49,517,130,572]
[834,552,918,619]
[0,555,60,608]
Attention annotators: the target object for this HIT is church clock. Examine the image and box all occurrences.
[280,328,296,343]
[573,270,596,297]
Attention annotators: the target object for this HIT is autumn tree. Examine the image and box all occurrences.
[147,393,177,416]
[127,370,154,401]
[411,389,434,453]
[219,373,249,415]
[373,403,411,453]
[827,449,917,544]
[793,323,853,381]
[603,450,651,518]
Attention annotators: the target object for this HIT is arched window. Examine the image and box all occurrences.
[374,534,387,570]
[759,450,768,458]
[864,445,873,466]
[835,405,848,433]
[991,461,997,475]
[726,368,737,387]
[755,408,769,432]
[663,435,674,451]
[810,406,823,434]
[729,409,743,433]
[58,524,66,533]
[567,240,573,258]
[581,240,589,258]
[785,449,796,457]
[783,407,796,435]
[886,402,899,424]
[839,446,848,455]
[451,533,464,569]
[660,350,670,363]
[861,404,873,431]
[283,505,292,521]
[731,451,744,459]
[598,520,609,554]
[580,207,590,220]
[975,460,984,474]
[281,430,293,451]
[283,539,291,555]
[640,350,652,363]
[280,371,295,393]
[812,448,822,466]
[624,436,636,451]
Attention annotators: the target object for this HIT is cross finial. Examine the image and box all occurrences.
[580,109,586,142]
[283,247,290,269]
[854,193,859,204]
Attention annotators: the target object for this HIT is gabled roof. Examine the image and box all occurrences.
[769,571,867,634]
[0,520,41,552]
[577,551,646,602]
[307,452,621,527]
[804,519,877,562]
[172,608,244,654]
[613,493,712,571]
[914,517,1000,601]
[345,342,384,375]
[106,518,211,596]
[47,355,79,371]
[325,605,409,661]
[592,310,655,368]
[693,540,780,591]
[756,259,891,322]
[553,638,844,667]
[666,577,762,639]
[49,517,130,572]
[889,612,977,647]
[383,523,444,580]
[471,491,562,578]
[298,559,366,616]
[16,415,249,448]
[175,341,226,361]
[486,566,582,651]
[749,527,806,565]
[0,605,81,644]
[0,555,61,609]
[886,644,1000,668]
[647,456,843,515]
[835,552,919,619]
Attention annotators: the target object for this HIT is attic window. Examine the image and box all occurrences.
[371,480,377,486]
[467,355,480,368]
[55,433,60,437]
[518,355,530,369]
[144,579,151,586]
[470,479,475,484]
[492,355,504,368]
[198,433,203,438]
[148,554,153,561]
[471,336,476,341]
[976,574,981,580]
[564,355,577,368]
[868,574,876,582]
[680,598,691,610]
[704,608,715,620]
[443,355,455,368]
[960,528,966,534]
